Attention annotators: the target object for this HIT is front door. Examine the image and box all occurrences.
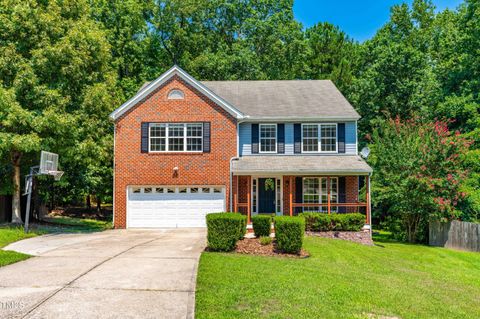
[258,178,276,214]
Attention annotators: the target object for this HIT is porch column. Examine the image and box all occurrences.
[234,175,238,213]
[366,175,371,225]
[289,176,293,216]
[327,176,331,214]
[247,176,251,223]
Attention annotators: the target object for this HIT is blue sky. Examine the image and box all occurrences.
[293,0,464,42]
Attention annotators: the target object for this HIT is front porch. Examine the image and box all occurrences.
[230,155,372,227]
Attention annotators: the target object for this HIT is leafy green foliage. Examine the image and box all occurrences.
[259,236,272,246]
[274,216,304,254]
[206,213,246,252]
[300,212,365,232]
[368,118,470,242]
[251,215,271,237]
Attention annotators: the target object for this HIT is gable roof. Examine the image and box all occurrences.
[110,66,360,122]
[201,80,360,121]
[109,65,245,121]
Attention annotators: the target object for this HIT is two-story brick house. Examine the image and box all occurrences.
[110,66,372,229]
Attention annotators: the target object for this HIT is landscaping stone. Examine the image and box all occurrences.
[306,230,373,246]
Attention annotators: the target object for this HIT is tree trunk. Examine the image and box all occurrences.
[96,198,101,213]
[86,194,91,211]
[11,151,23,224]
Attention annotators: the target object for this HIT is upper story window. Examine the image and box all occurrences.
[302,123,337,153]
[149,123,203,152]
[167,89,185,100]
[260,124,277,153]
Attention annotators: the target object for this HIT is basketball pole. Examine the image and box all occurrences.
[24,166,38,233]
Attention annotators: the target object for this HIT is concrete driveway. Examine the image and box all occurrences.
[0,228,206,319]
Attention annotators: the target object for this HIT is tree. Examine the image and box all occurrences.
[368,118,470,242]
[0,0,117,222]
[304,22,356,90]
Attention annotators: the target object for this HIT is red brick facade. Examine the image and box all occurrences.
[113,76,237,228]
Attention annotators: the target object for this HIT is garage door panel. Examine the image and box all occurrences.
[127,186,225,228]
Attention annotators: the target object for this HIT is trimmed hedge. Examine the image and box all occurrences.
[299,212,365,232]
[206,213,247,251]
[251,215,271,237]
[274,216,305,254]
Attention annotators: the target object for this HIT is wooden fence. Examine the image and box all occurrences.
[429,220,480,252]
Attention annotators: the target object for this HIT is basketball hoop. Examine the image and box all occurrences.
[47,170,64,181]
[23,151,64,232]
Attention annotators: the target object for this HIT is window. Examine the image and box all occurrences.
[321,124,337,152]
[213,188,222,193]
[132,187,141,193]
[302,177,338,212]
[167,89,185,100]
[302,125,318,152]
[190,187,198,193]
[143,187,152,193]
[260,124,276,153]
[179,187,187,193]
[155,188,164,193]
[302,124,337,153]
[201,187,210,193]
[149,123,203,152]
[303,178,320,211]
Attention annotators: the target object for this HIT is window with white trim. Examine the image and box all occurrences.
[260,124,277,153]
[149,123,203,152]
[302,124,337,153]
[303,177,338,212]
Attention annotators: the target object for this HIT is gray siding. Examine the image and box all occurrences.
[239,122,357,156]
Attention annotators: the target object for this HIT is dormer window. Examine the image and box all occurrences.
[167,89,185,100]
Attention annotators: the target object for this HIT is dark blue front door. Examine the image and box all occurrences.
[258,178,276,214]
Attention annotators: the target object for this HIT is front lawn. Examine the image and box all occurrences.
[0,226,42,267]
[40,216,112,232]
[196,235,480,319]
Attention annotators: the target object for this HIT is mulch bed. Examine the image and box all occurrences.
[235,238,309,258]
[306,230,374,246]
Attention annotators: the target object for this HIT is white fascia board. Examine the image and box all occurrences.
[109,65,245,121]
[232,170,371,176]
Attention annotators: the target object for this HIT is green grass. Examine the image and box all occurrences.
[0,216,112,267]
[196,235,480,319]
[0,226,41,267]
[41,216,112,233]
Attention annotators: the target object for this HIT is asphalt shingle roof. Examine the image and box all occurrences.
[201,80,360,120]
[231,155,372,175]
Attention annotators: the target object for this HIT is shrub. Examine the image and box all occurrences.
[331,213,365,231]
[259,236,272,245]
[251,215,271,237]
[299,212,365,232]
[206,213,247,251]
[300,212,332,231]
[274,216,305,254]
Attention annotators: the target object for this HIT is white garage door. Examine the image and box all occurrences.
[127,186,225,228]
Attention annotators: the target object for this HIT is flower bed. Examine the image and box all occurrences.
[306,230,373,246]
[235,237,309,258]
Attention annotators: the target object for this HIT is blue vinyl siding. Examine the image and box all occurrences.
[345,122,357,154]
[238,122,357,156]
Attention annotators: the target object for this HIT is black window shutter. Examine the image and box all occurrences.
[251,123,259,154]
[294,124,301,153]
[203,122,211,153]
[338,123,346,153]
[295,177,303,214]
[338,177,346,213]
[277,124,285,154]
[141,122,149,153]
